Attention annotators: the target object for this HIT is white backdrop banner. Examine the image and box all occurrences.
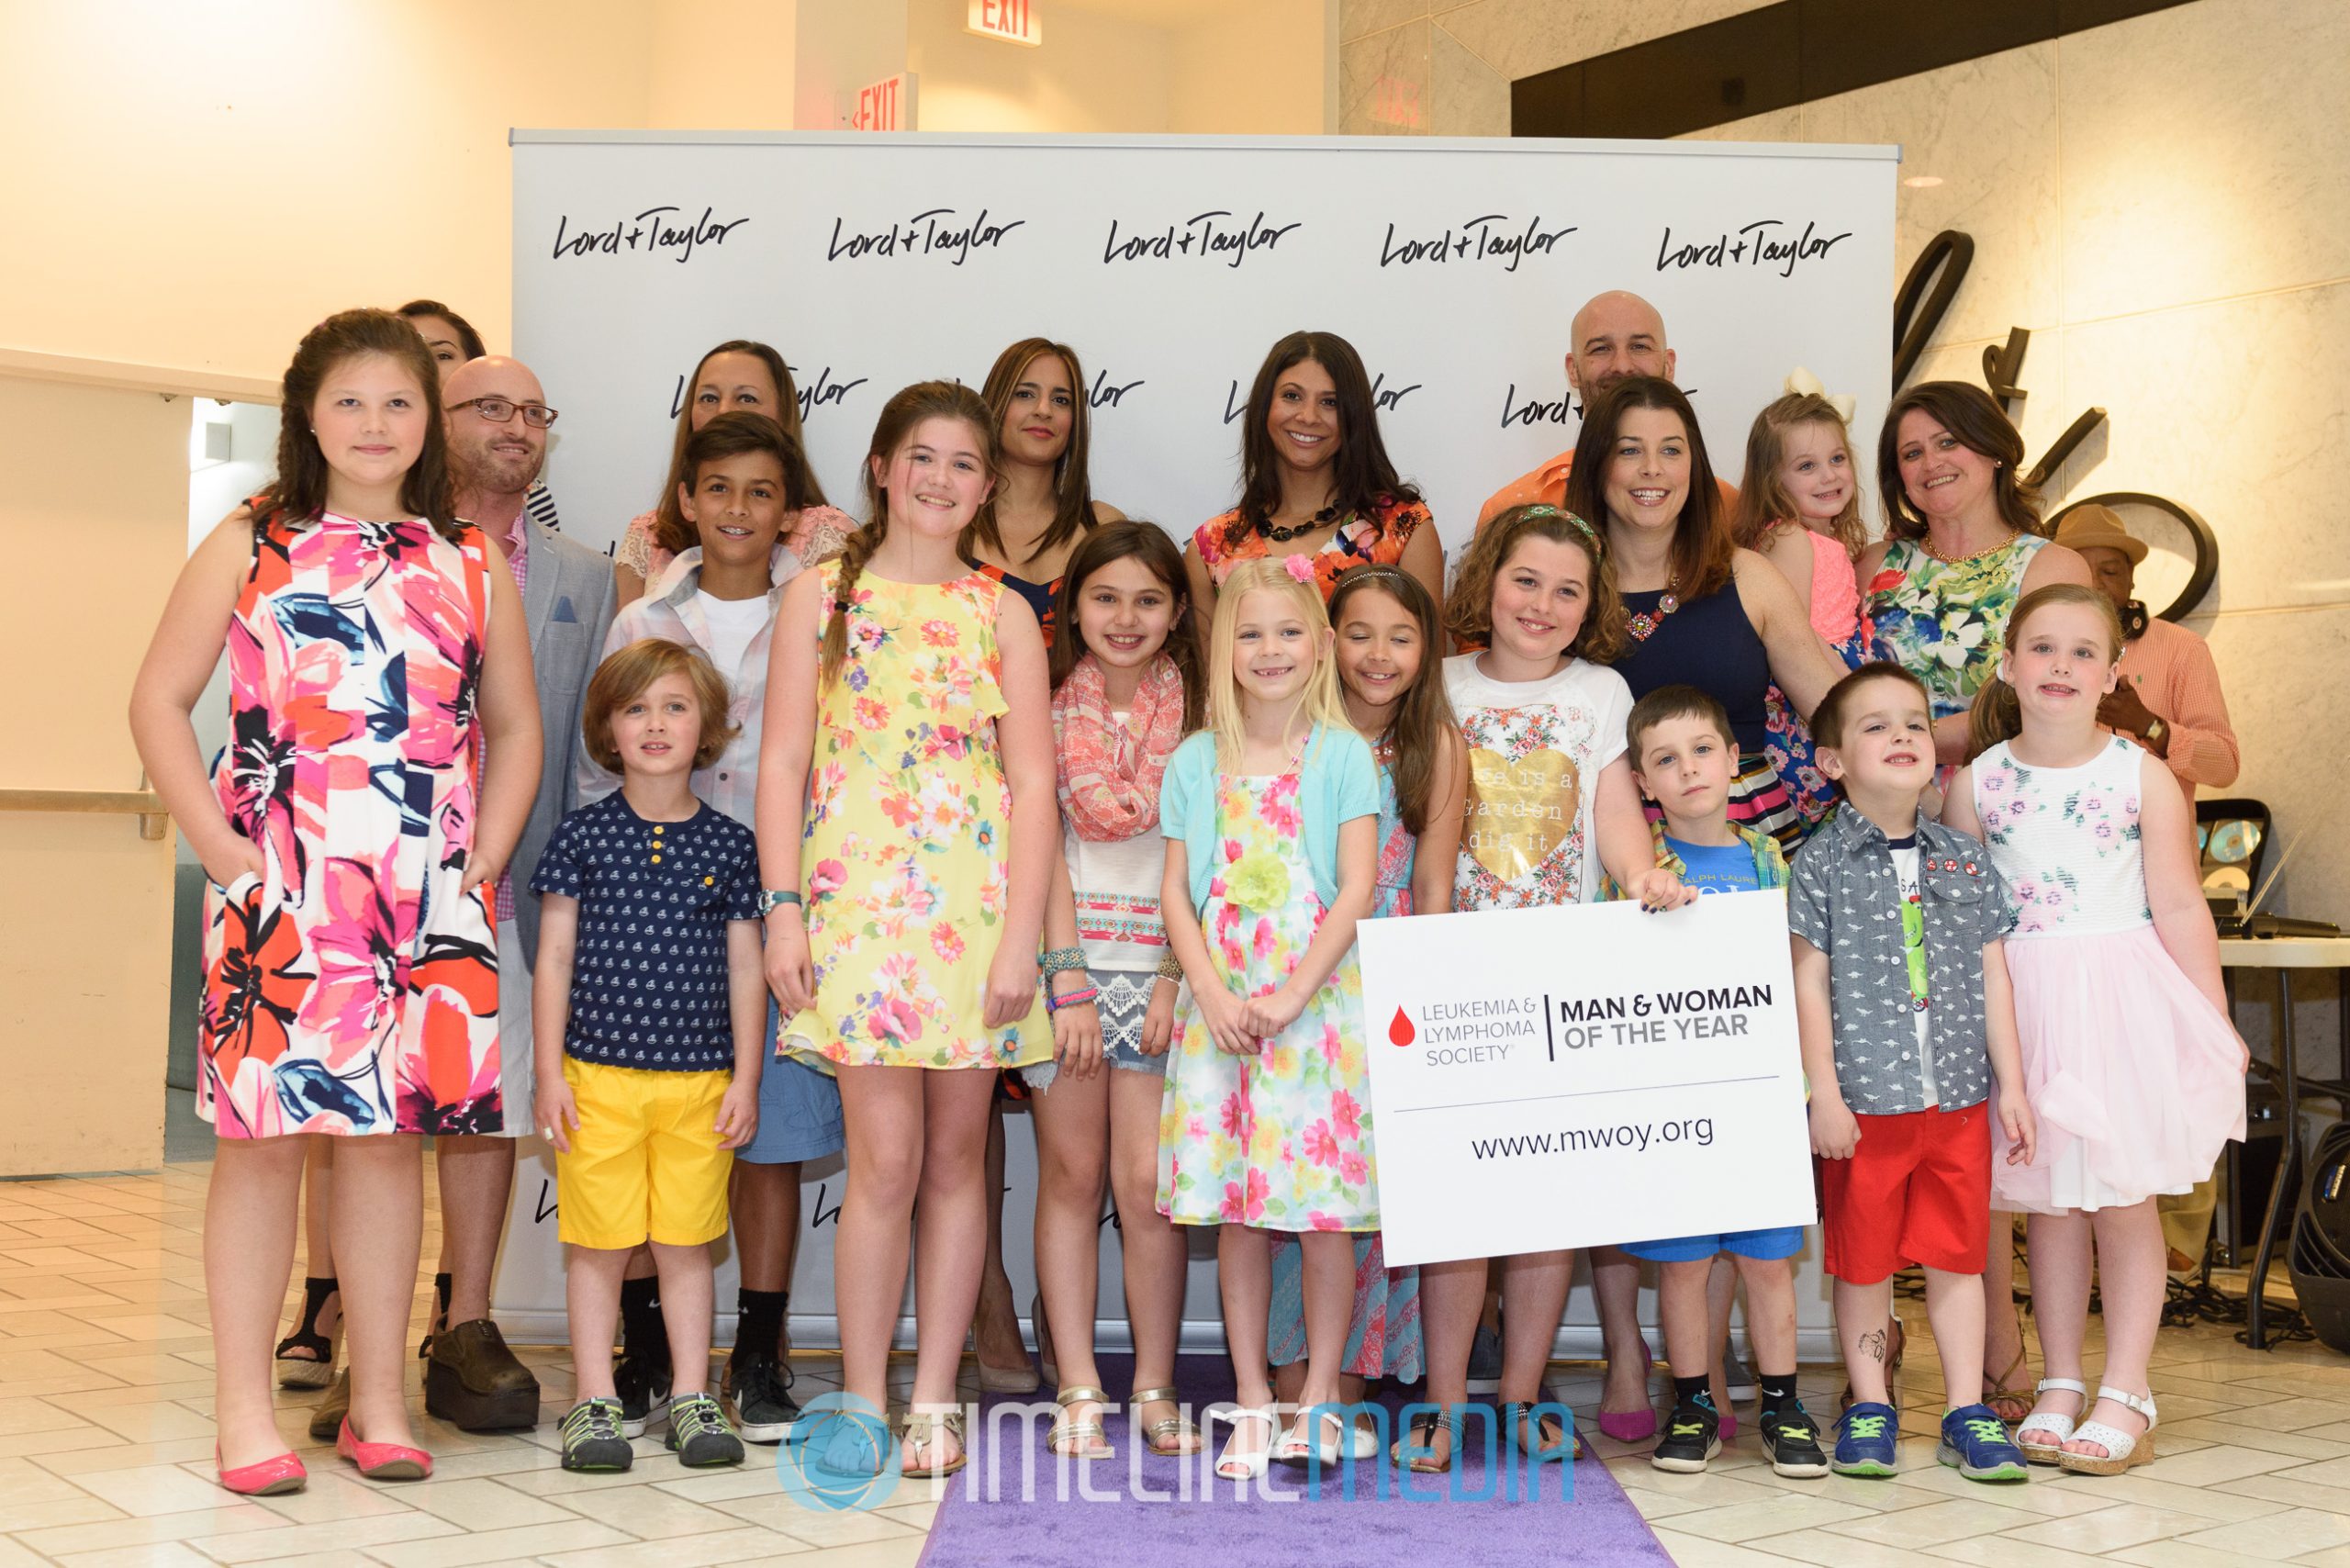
[500,129,1895,1350]
[511,129,1897,561]
[1358,891,1814,1270]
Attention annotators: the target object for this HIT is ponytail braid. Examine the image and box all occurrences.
[819,519,886,691]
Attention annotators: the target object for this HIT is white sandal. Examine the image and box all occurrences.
[2060,1385,2156,1476]
[1212,1404,1278,1481]
[2015,1377,2087,1464]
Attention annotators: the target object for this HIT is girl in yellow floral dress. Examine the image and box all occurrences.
[1158,555,1381,1479]
[757,382,1080,1482]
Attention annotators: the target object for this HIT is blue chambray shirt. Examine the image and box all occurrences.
[1786,805,2015,1114]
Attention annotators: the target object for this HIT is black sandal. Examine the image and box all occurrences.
[274,1276,340,1390]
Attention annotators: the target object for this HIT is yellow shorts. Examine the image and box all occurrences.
[556,1059,733,1250]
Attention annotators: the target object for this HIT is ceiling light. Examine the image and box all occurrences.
[1903,175,1944,188]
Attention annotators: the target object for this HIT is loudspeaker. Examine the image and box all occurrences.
[2288,1123,2350,1354]
[2215,1082,2288,1268]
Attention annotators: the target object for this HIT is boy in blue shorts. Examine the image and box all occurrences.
[1608,687,1824,1479]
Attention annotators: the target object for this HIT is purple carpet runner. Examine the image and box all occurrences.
[913,1354,1674,1567]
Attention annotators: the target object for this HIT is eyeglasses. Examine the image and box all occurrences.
[453,397,559,429]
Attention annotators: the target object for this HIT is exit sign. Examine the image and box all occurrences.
[851,71,917,131]
[967,0,1041,47]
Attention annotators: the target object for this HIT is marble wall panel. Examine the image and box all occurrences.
[1801,41,2062,354]
[2199,601,2350,925]
[1339,16,1434,135]
[2059,0,2350,321]
[1430,19,1510,137]
[2057,280,2350,616]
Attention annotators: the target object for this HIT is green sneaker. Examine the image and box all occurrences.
[560,1396,632,1473]
[666,1392,744,1468]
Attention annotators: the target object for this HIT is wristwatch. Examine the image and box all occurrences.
[756,889,802,915]
[2143,717,2168,750]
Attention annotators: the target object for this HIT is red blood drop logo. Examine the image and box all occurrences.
[1389,1008,1416,1047]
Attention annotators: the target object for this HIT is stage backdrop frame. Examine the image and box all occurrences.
[503,128,1898,1361]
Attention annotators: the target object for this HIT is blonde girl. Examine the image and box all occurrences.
[1944,585,2245,1476]
[1158,555,1381,1479]
[756,381,1060,1481]
[1737,388,1873,828]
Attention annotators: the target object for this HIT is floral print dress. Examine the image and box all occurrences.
[780,564,1048,1071]
[1157,767,1378,1232]
[199,510,502,1138]
[1866,534,2048,785]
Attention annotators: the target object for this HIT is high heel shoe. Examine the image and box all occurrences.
[972,1298,1040,1394]
[216,1446,307,1495]
[274,1276,340,1391]
[1598,1337,1656,1442]
[336,1417,432,1481]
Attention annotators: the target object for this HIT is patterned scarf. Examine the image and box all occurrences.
[1053,652,1186,842]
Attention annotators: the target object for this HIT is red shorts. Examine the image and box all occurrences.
[1818,1103,1990,1284]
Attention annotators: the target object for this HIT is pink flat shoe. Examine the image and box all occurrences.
[216,1446,307,1495]
[1598,1337,1658,1442]
[337,1417,432,1481]
[1720,1410,1738,1439]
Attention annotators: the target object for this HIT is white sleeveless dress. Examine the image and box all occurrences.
[1972,736,2246,1214]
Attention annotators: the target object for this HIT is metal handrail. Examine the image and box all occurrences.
[0,785,171,841]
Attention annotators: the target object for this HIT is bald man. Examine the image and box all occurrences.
[424,356,617,1428]
[1478,289,1736,527]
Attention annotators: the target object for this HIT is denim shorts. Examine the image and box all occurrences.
[1021,969,1169,1095]
[738,999,846,1164]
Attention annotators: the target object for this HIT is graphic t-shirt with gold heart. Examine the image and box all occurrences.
[1442,653,1633,911]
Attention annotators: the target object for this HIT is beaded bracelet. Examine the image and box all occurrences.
[1040,946,1087,978]
[1155,950,1185,982]
[1045,985,1099,1015]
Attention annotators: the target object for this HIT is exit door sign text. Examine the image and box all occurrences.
[851,72,917,131]
[967,0,1042,47]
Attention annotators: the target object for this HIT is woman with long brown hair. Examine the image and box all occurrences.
[962,337,1128,642]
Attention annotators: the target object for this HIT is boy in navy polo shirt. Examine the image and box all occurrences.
[533,640,764,1473]
[1606,687,1822,1481]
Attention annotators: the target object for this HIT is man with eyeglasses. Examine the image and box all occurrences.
[418,355,617,1428]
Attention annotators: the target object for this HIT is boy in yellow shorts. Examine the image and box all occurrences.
[532,640,765,1471]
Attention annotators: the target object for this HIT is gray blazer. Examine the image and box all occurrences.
[510,520,619,965]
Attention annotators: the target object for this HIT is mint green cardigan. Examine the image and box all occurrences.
[1159,724,1379,913]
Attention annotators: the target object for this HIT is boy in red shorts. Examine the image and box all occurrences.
[1788,664,2038,1482]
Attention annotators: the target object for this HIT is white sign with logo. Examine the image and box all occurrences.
[1360,890,1813,1268]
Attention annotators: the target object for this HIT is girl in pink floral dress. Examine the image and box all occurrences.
[1157,556,1381,1479]
[132,309,542,1491]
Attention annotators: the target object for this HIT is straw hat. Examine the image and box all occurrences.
[2053,503,2148,564]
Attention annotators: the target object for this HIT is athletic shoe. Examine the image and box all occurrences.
[613,1350,672,1439]
[666,1393,744,1468]
[1650,1394,1721,1473]
[1939,1403,2029,1482]
[1464,1322,1503,1395]
[1758,1403,1829,1478]
[559,1396,632,1473]
[1833,1401,1899,1478]
[723,1354,801,1444]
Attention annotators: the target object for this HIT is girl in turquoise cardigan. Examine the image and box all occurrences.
[1157,554,1379,1480]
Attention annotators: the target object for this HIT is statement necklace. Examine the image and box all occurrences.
[1923,527,2018,566]
[1256,505,1340,543]
[1625,576,1682,642]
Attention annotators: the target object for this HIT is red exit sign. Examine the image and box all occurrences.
[851,71,917,131]
[967,0,1042,47]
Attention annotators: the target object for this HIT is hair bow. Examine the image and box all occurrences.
[1282,553,1315,584]
[1785,366,1856,424]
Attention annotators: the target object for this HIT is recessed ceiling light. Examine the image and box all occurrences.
[1904,174,1944,188]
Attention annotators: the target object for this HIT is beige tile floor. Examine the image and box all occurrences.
[5,1159,2348,1566]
